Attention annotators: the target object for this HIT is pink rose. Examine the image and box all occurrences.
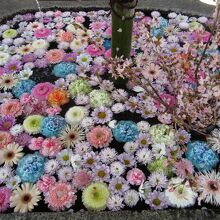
[31,82,53,100]
[126,168,146,186]
[29,137,44,151]
[37,175,56,192]
[86,44,105,57]
[35,28,52,39]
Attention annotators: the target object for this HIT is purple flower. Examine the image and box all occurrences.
[91,107,113,124]
[4,60,22,74]
[93,164,110,182]
[22,13,34,21]
[118,153,136,167]
[109,177,129,195]
[146,191,168,210]
[0,116,15,131]
[15,133,32,147]
[22,54,37,63]
[136,132,152,147]
[148,171,168,190]
[34,58,49,68]
[63,53,77,62]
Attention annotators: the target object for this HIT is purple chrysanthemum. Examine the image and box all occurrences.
[118,153,136,167]
[63,53,77,62]
[4,60,22,74]
[136,132,152,147]
[148,171,168,190]
[175,128,191,144]
[109,177,129,195]
[146,191,168,210]
[91,106,113,124]
[93,164,111,182]
[83,151,100,169]
[15,132,32,147]
[0,116,15,131]
[22,53,37,63]
[34,58,49,68]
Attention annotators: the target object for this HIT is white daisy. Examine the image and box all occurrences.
[57,166,73,182]
[139,181,152,200]
[123,142,139,154]
[10,124,24,136]
[44,159,59,175]
[100,147,117,164]
[57,149,73,166]
[6,176,21,189]
[152,143,166,158]
[110,161,126,176]
[136,148,153,165]
[76,53,92,66]
[107,194,124,211]
[71,154,82,171]
[111,103,125,114]
[0,166,12,183]
[137,121,151,132]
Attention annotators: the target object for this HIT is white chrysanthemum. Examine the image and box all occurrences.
[76,53,92,66]
[65,106,88,125]
[152,143,166,159]
[107,194,124,211]
[10,124,24,136]
[123,142,139,154]
[57,149,73,166]
[179,21,190,30]
[198,16,208,24]
[207,129,220,153]
[0,166,12,183]
[165,177,197,208]
[168,12,177,19]
[111,103,125,114]
[0,143,24,166]
[71,154,82,171]
[70,39,86,51]
[18,68,33,80]
[44,159,59,175]
[81,117,95,129]
[32,39,49,50]
[10,183,41,213]
[138,181,152,200]
[0,51,10,66]
[100,148,117,164]
[137,121,150,132]
[151,11,161,18]
[136,148,153,165]
[110,161,126,176]
[6,176,21,189]
[124,190,139,207]
[57,166,73,182]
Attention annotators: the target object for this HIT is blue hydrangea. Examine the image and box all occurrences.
[186,141,219,172]
[41,116,66,137]
[16,153,45,183]
[150,17,168,38]
[103,39,111,50]
[12,79,36,98]
[52,62,76,77]
[113,120,139,143]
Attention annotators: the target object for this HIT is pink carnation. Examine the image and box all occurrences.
[75,16,85,24]
[54,10,62,17]
[28,137,44,151]
[46,49,64,64]
[31,82,54,100]
[35,28,52,39]
[0,99,22,117]
[37,175,56,193]
[87,126,112,148]
[40,137,62,157]
[20,93,33,104]
[0,187,11,213]
[126,168,146,186]
[73,170,91,189]
[45,182,77,211]
[46,106,62,116]
[0,132,12,149]
[86,44,105,57]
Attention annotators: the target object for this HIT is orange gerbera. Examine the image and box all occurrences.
[48,89,69,106]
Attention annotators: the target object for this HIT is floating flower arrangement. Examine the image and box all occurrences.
[0,8,220,213]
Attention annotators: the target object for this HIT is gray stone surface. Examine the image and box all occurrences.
[0,209,220,220]
[0,0,216,19]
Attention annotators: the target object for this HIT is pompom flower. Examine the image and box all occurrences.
[46,49,64,64]
[113,121,139,143]
[31,82,54,100]
[23,115,44,134]
[16,153,45,183]
[45,182,76,211]
[149,124,175,145]
[89,90,112,108]
[48,89,69,106]
[65,106,88,125]
[36,175,56,193]
[69,79,92,97]
[126,168,146,186]
[82,182,110,211]
[12,80,36,98]
[87,126,112,148]
[0,187,11,212]
[52,62,76,77]
[10,183,41,213]
[41,116,66,137]
[186,141,219,172]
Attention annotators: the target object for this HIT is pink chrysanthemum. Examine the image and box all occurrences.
[0,99,22,117]
[87,126,112,148]
[174,159,194,178]
[40,137,62,157]
[0,131,12,149]
[73,170,91,189]
[0,187,11,213]
[45,182,77,211]
[31,82,54,101]
[46,49,64,64]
